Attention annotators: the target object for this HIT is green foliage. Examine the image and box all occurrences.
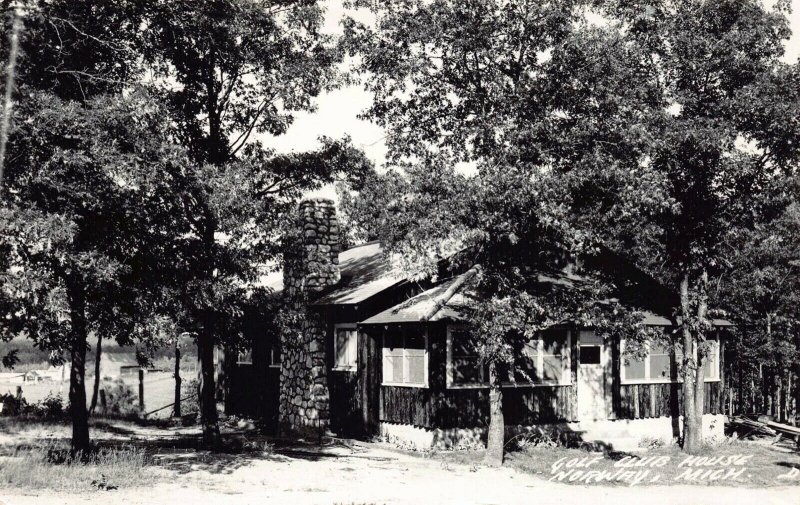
[144,0,343,165]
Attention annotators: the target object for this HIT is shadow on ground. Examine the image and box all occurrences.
[0,417,399,476]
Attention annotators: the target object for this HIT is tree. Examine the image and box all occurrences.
[584,0,800,452]
[142,0,365,446]
[0,0,178,452]
[0,91,191,452]
[716,193,800,420]
[342,0,657,463]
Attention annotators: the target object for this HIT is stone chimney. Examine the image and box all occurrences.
[283,198,341,297]
[279,198,341,434]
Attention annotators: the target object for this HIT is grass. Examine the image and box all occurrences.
[504,438,800,487]
[0,370,190,418]
[0,440,158,492]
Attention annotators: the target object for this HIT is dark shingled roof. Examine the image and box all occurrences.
[257,241,403,306]
[311,242,403,305]
[361,253,734,327]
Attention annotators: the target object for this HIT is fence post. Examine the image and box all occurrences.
[138,369,144,412]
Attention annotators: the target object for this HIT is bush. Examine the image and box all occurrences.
[34,393,65,419]
[509,431,561,451]
[180,378,199,415]
[638,436,666,449]
[0,393,27,416]
[103,380,138,416]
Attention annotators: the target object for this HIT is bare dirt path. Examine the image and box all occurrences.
[1,438,798,505]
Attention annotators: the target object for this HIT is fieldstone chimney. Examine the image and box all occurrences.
[279,198,340,434]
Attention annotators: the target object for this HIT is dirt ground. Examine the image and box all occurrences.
[0,421,798,505]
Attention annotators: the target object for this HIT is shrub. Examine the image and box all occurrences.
[638,436,666,449]
[34,393,65,419]
[507,430,561,451]
[0,393,27,416]
[103,380,138,416]
[180,378,199,415]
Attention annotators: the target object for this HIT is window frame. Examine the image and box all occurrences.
[381,327,429,388]
[333,323,359,371]
[620,334,721,385]
[445,324,572,389]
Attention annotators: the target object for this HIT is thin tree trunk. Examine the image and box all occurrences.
[173,338,181,418]
[484,361,504,466]
[89,332,102,414]
[680,273,701,453]
[693,270,707,437]
[792,370,798,425]
[782,372,789,423]
[197,325,221,448]
[0,9,21,195]
[66,275,90,453]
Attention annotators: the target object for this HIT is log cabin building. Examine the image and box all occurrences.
[224,198,731,450]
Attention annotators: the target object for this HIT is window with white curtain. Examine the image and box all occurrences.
[382,327,428,387]
[334,324,358,370]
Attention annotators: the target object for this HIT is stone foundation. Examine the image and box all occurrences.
[279,199,340,433]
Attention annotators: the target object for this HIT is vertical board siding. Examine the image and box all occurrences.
[616,381,722,419]
[329,370,363,435]
[379,385,576,429]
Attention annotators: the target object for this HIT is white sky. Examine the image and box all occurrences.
[260,0,800,195]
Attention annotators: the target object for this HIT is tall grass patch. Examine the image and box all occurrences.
[0,440,159,491]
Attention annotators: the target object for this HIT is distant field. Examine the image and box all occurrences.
[0,369,198,419]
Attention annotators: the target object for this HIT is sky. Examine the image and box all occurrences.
[260,0,800,197]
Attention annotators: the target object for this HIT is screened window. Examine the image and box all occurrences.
[542,331,569,382]
[382,329,428,387]
[674,339,720,381]
[450,328,489,385]
[334,325,358,370]
[446,326,571,388]
[622,337,720,383]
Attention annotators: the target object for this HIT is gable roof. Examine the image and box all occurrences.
[361,254,734,327]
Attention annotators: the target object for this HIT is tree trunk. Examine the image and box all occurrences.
[792,370,798,426]
[0,9,21,194]
[66,275,90,453]
[174,338,181,418]
[197,326,221,448]
[680,273,702,454]
[89,332,102,414]
[693,270,707,437]
[484,361,504,466]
